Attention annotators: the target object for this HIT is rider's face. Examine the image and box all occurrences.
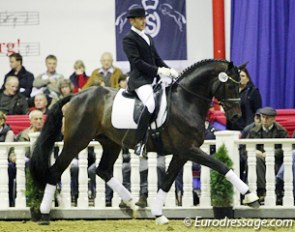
[130,17,146,31]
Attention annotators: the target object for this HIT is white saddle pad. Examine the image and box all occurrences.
[111,88,167,129]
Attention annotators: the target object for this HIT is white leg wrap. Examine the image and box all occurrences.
[151,189,167,216]
[225,169,249,194]
[40,184,56,214]
[107,177,132,201]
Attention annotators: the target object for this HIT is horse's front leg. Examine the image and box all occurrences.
[184,146,259,208]
[151,154,187,225]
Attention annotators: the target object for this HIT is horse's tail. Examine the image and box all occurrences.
[30,95,72,189]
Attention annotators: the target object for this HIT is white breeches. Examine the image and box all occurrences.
[135,84,155,113]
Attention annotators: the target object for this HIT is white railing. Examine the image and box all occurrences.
[0,131,295,212]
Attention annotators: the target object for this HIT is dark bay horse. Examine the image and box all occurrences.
[30,59,259,225]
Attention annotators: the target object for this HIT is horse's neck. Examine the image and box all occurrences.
[169,86,211,124]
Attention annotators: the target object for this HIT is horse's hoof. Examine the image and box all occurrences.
[243,192,260,208]
[247,200,260,208]
[123,199,139,218]
[38,214,50,225]
[155,215,169,225]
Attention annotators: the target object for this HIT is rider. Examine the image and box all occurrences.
[123,7,178,158]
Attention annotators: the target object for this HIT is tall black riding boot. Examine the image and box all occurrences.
[134,107,152,158]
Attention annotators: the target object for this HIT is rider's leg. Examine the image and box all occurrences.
[134,84,155,157]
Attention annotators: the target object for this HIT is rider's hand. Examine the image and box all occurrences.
[169,68,179,78]
[157,67,171,77]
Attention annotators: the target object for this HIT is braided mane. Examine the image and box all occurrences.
[176,59,229,82]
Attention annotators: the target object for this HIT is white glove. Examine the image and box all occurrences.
[169,68,179,78]
[157,67,171,77]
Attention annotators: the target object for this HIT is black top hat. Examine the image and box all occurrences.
[260,106,277,116]
[127,7,148,18]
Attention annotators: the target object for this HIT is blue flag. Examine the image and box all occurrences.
[115,0,187,61]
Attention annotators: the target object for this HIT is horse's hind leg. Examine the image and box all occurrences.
[96,137,139,215]
[151,154,187,224]
[184,146,259,207]
[39,129,97,223]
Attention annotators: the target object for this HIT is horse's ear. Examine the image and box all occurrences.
[227,61,234,71]
[237,61,249,70]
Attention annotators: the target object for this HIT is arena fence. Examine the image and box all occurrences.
[0,131,295,219]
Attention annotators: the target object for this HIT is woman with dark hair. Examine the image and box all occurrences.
[227,68,262,131]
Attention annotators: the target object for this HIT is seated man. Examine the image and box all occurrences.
[32,55,64,104]
[82,52,122,89]
[8,110,44,206]
[239,108,262,182]
[3,53,34,98]
[0,76,28,115]
[247,106,288,204]
[30,93,49,114]
[15,110,44,158]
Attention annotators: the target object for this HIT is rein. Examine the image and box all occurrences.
[173,79,215,104]
[172,73,240,106]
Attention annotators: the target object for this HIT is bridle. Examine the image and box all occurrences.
[172,73,241,106]
[213,76,241,106]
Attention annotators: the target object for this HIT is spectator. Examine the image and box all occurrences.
[0,111,15,207]
[118,74,128,89]
[31,93,49,114]
[240,109,262,183]
[32,55,64,101]
[0,76,28,115]
[247,106,288,204]
[2,53,34,98]
[15,110,44,157]
[8,110,44,206]
[69,60,89,93]
[49,79,73,109]
[82,52,123,89]
[227,67,262,131]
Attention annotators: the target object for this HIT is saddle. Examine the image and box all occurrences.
[122,83,163,124]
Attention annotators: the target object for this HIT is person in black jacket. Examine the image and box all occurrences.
[0,76,28,115]
[123,7,178,158]
[227,67,262,131]
[2,53,34,98]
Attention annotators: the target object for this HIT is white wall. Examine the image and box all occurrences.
[0,0,213,86]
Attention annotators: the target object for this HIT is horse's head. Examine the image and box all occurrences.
[212,61,242,122]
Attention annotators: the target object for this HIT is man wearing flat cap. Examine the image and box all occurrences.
[247,106,288,205]
[123,7,178,158]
